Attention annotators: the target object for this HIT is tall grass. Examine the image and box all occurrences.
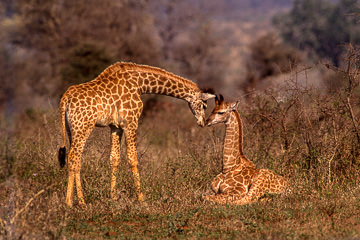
[1,62,360,239]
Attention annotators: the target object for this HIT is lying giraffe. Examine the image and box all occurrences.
[203,95,288,205]
[58,62,215,207]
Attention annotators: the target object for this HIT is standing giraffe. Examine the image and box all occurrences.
[203,95,288,205]
[58,62,215,207]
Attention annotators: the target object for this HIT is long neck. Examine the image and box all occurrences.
[222,111,245,173]
[138,71,198,101]
[96,62,200,101]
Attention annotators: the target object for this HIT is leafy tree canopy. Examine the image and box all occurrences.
[273,0,360,66]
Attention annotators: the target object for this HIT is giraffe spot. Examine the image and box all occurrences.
[165,81,171,88]
[100,81,107,87]
[121,95,130,101]
[124,73,131,79]
[132,72,139,77]
[144,79,149,85]
[118,73,126,81]
[171,85,177,90]
[149,76,155,81]
[87,90,96,97]
[123,101,131,109]
[140,73,147,78]
[102,97,109,103]
[138,78,143,86]
[150,81,156,86]
[227,179,236,185]
[178,83,184,88]
[111,86,118,94]
[112,78,119,85]
[234,175,244,183]
[102,78,110,85]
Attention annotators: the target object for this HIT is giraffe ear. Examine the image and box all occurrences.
[230,101,239,111]
[219,94,224,102]
[215,94,224,105]
[200,92,216,101]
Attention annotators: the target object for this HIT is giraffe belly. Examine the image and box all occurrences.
[95,110,127,128]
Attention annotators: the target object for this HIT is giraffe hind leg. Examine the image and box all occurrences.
[66,126,93,207]
[235,169,287,205]
[109,126,123,200]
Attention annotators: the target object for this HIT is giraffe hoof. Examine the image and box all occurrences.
[66,199,73,208]
[110,192,118,201]
[78,199,86,207]
[137,192,145,202]
[201,194,214,202]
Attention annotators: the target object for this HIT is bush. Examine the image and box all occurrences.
[273,0,360,66]
[242,33,301,92]
[60,42,114,88]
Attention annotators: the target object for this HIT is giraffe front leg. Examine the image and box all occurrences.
[125,128,144,202]
[234,174,267,205]
[210,173,224,194]
[109,127,123,200]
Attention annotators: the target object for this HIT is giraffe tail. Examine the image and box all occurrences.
[58,147,66,168]
[58,94,68,168]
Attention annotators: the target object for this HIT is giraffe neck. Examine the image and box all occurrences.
[101,62,200,101]
[138,71,198,100]
[222,111,247,173]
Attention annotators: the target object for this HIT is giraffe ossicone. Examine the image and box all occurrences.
[203,94,289,205]
[58,62,215,207]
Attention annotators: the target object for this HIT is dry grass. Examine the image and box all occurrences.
[1,74,360,239]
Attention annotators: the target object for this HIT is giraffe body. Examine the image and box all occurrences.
[58,62,215,207]
[204,95,288,205]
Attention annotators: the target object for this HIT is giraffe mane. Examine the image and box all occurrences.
[100,62,200,91]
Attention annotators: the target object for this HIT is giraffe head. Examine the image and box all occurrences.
[206,94,239,126]
[188,91,216,127]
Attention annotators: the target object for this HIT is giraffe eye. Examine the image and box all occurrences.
[202,104,207,110]
[218,111,225,115]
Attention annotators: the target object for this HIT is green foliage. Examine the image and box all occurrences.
[60,43,114,87]
[273,0,360,66]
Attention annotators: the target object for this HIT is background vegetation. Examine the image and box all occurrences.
[1,0,360,239]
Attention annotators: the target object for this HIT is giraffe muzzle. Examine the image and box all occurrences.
[197,117,205,127]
